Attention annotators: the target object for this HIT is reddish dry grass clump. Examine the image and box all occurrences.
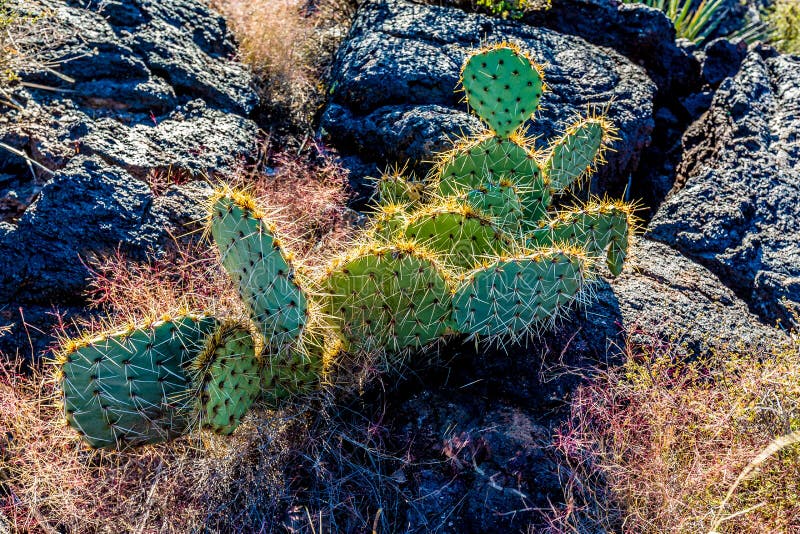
[210,0,356,129]
[87,144,351,325]
[0,357,211,532]
[546,329,800,533]
[226,141,355,265]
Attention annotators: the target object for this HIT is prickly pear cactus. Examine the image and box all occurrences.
[460,45,544,137]
[57,314,220,449]
[452,248,590,338]
[53,42,638,451]
[435,135,549,224]
[260,333,339,407]
[402,201,513,271]
[459,179,525,231]
[192,322,261,435]
[374,165,426,208]
[530,201,631,276]
[321,42,636,352]
[545,117,611,191]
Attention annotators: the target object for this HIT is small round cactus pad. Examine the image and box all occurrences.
[461,44,543,137]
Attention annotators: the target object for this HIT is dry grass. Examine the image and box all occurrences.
[0,356,211,532]
[546,327,800,533]
[87,142,351,328]
[210,0,357,131]
[0,0,72,92]
[226,139,355,267]
[0,352,307,533]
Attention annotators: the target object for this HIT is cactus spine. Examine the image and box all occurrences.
[321,241,454,354]
[192,322,261,435]
[209,189,308,348]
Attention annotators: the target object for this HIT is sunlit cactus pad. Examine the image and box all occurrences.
[460,181,525,231]
[403,203,513,271]
[57,314,220,449]
[461,43,544,137]
[531,202,631,276]
[435,135,549,223]
[452,249,590,338]
[322,242,453,353]
[210,190,308,347]
[545,118,611,191]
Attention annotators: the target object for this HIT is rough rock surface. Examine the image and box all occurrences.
[521,0,700,97]
[0,0,258,358]
[649,46,800,325]
[364,238,782,532]
[321,0,656,199]
[1,0,258,185]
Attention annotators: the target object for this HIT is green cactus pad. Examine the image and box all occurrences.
[193,323,261,435]
[435,135,550,224]
[322,242,453,354]
[545,117,613,192]
[461,44,544,137]
[452,249,590,338]
[530,203,632,276]
[403,202,514,271]
[58,314,220,449]
[461,181,524,231]
[260,335,336,407]
[209,190,308,347]
[376,172,426,207]
[367,203,409,241]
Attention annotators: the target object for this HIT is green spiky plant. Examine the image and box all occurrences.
[366,42,635,341]
[54,42,636,450]
[56,313,221,448]
[623,0,726,43]
[474,0,551,20]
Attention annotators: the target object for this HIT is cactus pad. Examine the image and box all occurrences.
[461,180,524,231]
[403,203,513,271]
[531,202,632,276]
[460,44,543,137]
[58,314,220,449]
[260,335,338,407]
[435,135,550,224]
[376,172,426,207]
[193,323,261,435]
[210,190,308,347]
[546,117,614,191]
[452,249,590,339]
[322,242,453,353]
[367,203,409,241]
